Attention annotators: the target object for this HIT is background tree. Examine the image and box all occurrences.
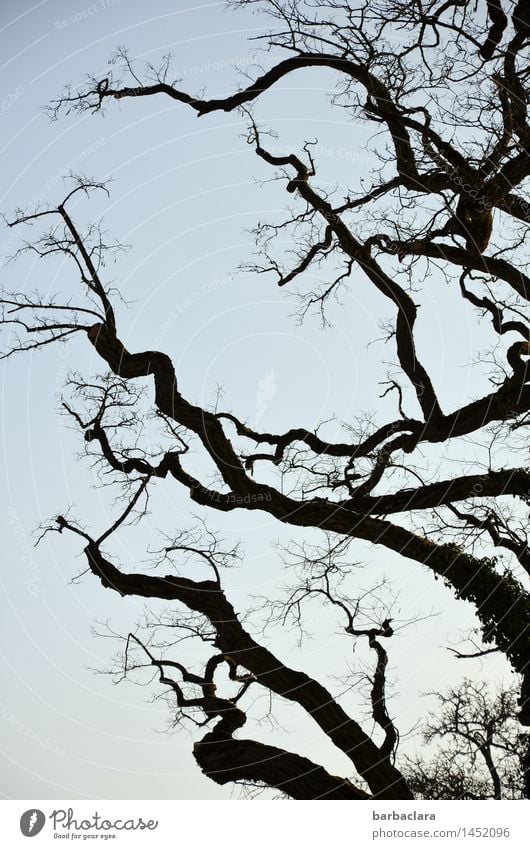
[2,0,530,799]
[404,679,529,800]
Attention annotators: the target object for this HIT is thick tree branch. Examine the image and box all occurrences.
[79,533,412,798]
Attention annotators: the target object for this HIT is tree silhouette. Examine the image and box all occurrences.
[2,0,530,799]
[404,679,529,799]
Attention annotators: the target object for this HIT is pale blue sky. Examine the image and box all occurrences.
[0,0,514,800]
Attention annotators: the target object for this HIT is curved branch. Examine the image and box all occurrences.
[350,468,530,514]
[80,534,412,798]
[386,239,530,301]
[194,732,368,799]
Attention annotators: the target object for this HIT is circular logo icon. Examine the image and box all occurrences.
[20,809,46,837]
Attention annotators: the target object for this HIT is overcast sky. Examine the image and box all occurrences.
[0,0,514,800]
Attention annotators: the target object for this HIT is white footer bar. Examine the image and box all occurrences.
[0,799,528,848]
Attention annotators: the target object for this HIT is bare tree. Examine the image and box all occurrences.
[404,679,529,799]
[2,0,530,799]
